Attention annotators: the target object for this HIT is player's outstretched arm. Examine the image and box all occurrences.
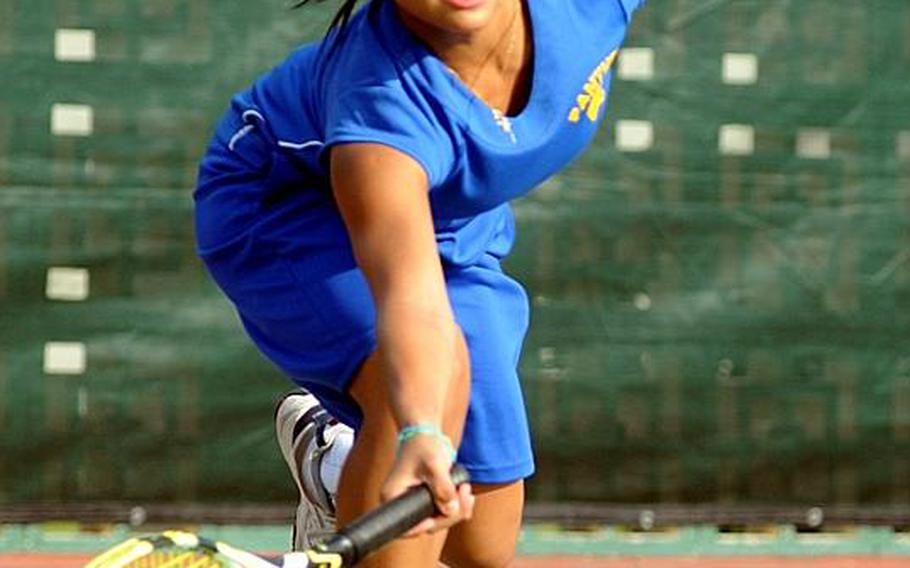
[329,142,474,535]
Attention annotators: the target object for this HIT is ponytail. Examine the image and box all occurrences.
[292,0,365,36]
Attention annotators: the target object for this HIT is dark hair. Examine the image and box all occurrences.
[292,0,364,36]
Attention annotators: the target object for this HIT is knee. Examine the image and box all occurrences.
[441,481,523,568]
[442,543,516,568]
[470,546,516,568]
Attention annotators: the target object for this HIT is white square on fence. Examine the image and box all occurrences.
[616,120,654,152]
[618,47,654,81]
[898,131,910,161]
[46,267,90,301]
[44,342,87,375]
[719,124,755,156]
[797,129,831,159]
[55,29,96,62]
[51,104,94,137]
[722,53,759,85]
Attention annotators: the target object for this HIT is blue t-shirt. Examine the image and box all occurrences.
[226,0,643,267]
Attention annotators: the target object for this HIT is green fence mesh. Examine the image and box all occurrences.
[1,0,909,510]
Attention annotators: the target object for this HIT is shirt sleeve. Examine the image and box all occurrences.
[322,83,451,188]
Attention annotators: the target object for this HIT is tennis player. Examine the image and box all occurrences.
[195,0,644,565]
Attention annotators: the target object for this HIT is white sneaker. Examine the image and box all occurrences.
[275,390,344,550]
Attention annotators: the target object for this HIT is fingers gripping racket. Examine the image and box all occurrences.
[85,465,469,568]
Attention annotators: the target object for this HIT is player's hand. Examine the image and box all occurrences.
[380,432,474,537]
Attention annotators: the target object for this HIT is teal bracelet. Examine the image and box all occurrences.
[396,424,457,460]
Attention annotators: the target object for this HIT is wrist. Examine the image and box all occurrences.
[396,423,457,460]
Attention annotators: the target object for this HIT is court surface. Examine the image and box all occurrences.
[2,523,908,567]
[2,555,910,567]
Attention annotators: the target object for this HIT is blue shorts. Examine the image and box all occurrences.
[195,108,535,484]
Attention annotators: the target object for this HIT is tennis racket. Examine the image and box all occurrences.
[85,465,469,568]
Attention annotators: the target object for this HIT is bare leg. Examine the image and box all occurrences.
[442,482,524,568]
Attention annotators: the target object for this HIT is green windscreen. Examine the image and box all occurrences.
[1,0,908,511]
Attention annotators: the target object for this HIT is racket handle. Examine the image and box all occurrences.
[318,464,470,565]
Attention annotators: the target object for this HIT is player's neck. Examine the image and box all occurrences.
[398,0,523,79]
[399,0,529,114]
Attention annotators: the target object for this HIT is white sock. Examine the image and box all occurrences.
[319,426,353,498]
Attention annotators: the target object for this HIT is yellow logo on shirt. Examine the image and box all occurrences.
[568,49,619,124]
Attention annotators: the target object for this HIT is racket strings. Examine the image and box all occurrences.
[85,539,229,568]
[134,551,225,568]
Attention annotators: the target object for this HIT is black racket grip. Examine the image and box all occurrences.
[319,464,469,565]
